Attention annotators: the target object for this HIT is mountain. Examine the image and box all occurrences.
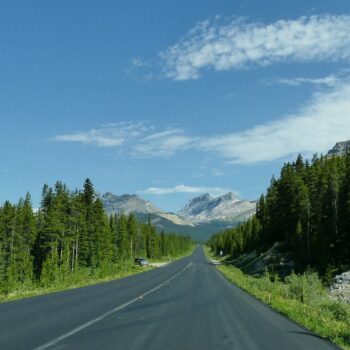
[100,191,256,242]
[327,140,350,157]
[179,192,256,223]
[101,192,192,227]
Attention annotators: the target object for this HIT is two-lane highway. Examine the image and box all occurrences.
[0,247,340,349]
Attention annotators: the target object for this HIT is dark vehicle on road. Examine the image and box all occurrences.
[134,257,149,267]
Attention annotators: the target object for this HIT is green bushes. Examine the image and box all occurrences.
[284,270,325,303]
[322,301,350,323]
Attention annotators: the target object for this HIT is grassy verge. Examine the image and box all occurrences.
[0,246,196,304]
[204,246,350,350]
[0,264,152,303]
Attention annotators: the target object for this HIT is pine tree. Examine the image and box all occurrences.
[127,214,137,258]
[116,214,129,261]
[68,192,86,271]
[11,194,36,289]
[83,178,95,266]
[0,180,194,297]
[91,199,113,267]
[0,201,16,293]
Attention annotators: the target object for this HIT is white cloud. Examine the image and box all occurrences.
[274,76,338,87]
[133,129,196,157]
[53,81,350,164]
[54,123,195,158]
[270,70,350,87]
[139,184,231,196]
[160,15,350,80]
[199,81,350,163]
[53,122,147,148]
[54,130,124,147]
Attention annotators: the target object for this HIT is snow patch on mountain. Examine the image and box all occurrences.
[179,192,256,223]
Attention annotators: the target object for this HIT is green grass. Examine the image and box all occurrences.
[204,246,350,350]
[0,264,151,303]
[0,246,196,304]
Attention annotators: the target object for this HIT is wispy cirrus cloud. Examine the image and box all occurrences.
[199,81,350,163]
[53,123,194,158]
[267,70,350,87]
[53,122,150,147]
[53,80,350,164]
[133,129,196,157]
[138,184,232,195]
[160,15,350,80]
[274,75,339,87]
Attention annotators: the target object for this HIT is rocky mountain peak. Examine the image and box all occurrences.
[218,192,239,201]
[327,140,350,157]
[100,192,161,215]
[179,191,255,223]
[187,193,213,205]
[99,190,256,242]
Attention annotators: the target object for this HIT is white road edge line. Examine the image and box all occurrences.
[34,260,193,350]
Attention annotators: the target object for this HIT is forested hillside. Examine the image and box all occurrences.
[0,179,193,297]
[209,152,350,273]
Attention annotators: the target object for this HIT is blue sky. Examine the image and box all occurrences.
[1,0,350,212]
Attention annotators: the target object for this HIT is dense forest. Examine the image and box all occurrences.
[0,179,193,295]
[209,152,350,273]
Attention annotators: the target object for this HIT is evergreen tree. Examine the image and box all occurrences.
[208,152,350,273]
[0,179,194,295]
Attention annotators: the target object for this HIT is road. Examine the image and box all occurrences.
[0,247,340,350]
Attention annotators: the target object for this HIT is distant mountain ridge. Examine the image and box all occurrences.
[102,193,159,214]
[100,191,256,242]
[327,140,350,157]
[179,192,256,223]
[101,192,193,226]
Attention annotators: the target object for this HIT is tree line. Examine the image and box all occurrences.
[0,179,193,295]
[208,152,350,273]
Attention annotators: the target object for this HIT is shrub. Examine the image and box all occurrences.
[285,269,325,304]
[321,301,350,322]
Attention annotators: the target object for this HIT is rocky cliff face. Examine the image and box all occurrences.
[101,192,160,215]
[179,192,256,223]
[327,140,350,156]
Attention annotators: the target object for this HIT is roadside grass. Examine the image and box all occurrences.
[204,246,350,350]
[0,263,151,303]
[0,245,196,304]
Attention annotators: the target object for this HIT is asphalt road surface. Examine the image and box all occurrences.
[0,247,341,350]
